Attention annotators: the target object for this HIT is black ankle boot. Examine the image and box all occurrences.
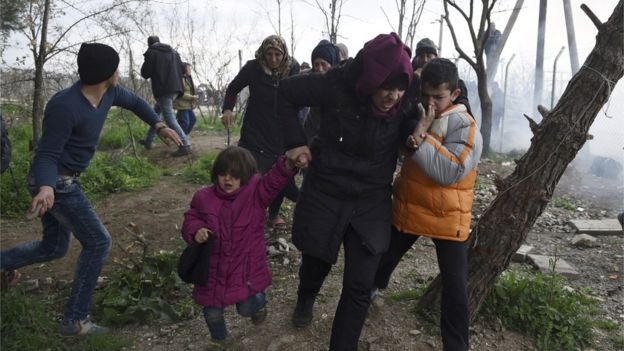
[292,293,316,328]
[172,145,192,157]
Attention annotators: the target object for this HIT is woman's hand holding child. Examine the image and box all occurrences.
[195,228,212,243]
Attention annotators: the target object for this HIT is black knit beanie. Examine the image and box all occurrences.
[77,43,120,85]
[148,35,160,46]
[311,40,339,66]
[415,38,438,58]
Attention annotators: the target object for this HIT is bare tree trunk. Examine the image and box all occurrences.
[418,1,623,321]
[476,66,493,152]
[31,0,50,146]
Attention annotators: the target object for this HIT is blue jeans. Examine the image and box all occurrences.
[1,175,112,324]
[203,292,266,340]
[176,109,196,135]
[145,94,190,146]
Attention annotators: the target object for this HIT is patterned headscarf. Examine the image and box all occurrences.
[255,35,293,81]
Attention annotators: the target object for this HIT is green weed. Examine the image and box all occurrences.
[182,150,219,185]
[93,250,195,326]
[484,268,599,351]
[551,196,577,211]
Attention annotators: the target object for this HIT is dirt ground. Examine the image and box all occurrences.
[1,131,622,350]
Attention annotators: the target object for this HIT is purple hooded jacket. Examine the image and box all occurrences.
[181,157,296,307]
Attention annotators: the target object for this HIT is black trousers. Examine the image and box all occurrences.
[374,226,469,351]
[248,148,299,219]
[298,226,382,351]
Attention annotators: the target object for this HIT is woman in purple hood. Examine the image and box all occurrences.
[277,33,418,350]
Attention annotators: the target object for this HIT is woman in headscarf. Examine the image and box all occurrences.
[221,35,300,228]
[277,33,418,350]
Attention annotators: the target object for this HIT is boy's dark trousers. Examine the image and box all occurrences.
[297,226,382,351]
[374,226,469,351]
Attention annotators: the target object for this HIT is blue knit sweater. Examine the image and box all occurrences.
[33,82,160,188]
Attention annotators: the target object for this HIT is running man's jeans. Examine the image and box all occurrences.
[1,175,111,324]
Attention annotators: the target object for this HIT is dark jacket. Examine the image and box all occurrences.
[222,59,300,156]
[278,59,419,263]
[140,43,183,99]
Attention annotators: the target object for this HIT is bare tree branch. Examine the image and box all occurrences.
[581,4,603,30]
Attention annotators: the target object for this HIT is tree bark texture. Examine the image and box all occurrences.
[419,1,623,321]
[31,0,50,145]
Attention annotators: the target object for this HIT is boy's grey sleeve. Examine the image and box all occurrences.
[411,112,483,186]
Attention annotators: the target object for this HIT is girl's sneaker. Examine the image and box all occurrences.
[60,318,110,336]
[251,305,267,325]
[270,216,286,228]
[206,335,234,351]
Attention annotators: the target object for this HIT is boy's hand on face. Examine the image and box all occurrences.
[195,228,212,243]
[416,103,435,134]
[406,104,435,150]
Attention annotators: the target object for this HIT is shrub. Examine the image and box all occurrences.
[551,196,577,211]
[93,250,196,325]
[485,268,599,351]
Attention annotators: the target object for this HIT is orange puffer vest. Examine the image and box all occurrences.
[392,107,479,242]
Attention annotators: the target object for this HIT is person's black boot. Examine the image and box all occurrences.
[292,293,316,328]
[172,145,192,157]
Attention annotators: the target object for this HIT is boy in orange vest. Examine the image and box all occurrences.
[373,58,483,351]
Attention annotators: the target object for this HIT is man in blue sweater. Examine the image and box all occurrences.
[0,43,181,336]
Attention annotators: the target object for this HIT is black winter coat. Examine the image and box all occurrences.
[140,43,183,99]
[278,60,420,263]
[222,59,299,157]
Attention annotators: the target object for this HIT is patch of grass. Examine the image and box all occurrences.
[182,150,219,185]
[0,288,64,351]
[77,335,132,351]
[487,152,516,165]
[80,153,161,201]
[0,288,130,351]
[593,319,619,330]
[474,175,489,191]
[551,196,577,211]
[484,268,600,351]
[388,289,423,302]
[193,111,242,135]
[610,334,624,349]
